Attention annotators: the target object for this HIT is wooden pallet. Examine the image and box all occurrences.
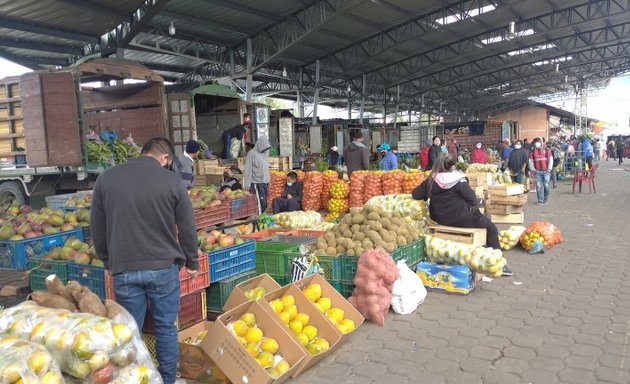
[427,225,487,246]
[491,212,525,224]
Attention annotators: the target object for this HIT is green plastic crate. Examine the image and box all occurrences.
[339,280,354,298]
[28,257,69,291]
[392,237,426,266]
[285,253,341,281]
[270,275,291,286]
[206,270,257,312]
[255,242,300,276]
[340,255,358,282]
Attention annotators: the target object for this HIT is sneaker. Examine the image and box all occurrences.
[543,199,548,205]
[502,266,513,276]
[537,202,544,206]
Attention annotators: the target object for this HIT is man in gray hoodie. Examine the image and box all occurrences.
[344,131,370,176]
[244,135,271,213]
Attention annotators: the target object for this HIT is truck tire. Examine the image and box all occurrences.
[0,181,27,209]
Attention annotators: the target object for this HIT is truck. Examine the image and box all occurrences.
[0,58,166,207]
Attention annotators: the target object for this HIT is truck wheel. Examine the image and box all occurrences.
[0,181,26,210]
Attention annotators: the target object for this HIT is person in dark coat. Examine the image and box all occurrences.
[615,137,625,165]
[507,140,529,183]
[221,113,251,159]
[427,136,442,170]
[412,153,500,249]
[219,165,243,192]
[272,172,302,214]
[327,146,341,168]
[344,131,370,176]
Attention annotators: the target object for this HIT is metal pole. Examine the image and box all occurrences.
[297,68,303,118]
[360,74,366,122]
[312,60,320,125]
[229,48,236,91]
[246,38,253,102]
[347,86,351,120]
[393,85,400,129]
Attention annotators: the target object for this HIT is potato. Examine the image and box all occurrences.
[326,247,337,256]
[367,212,380,221]
[351,224,361,232]
[351,214,365,225]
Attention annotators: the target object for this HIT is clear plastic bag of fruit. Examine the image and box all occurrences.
[0,335,64,384]
[366,194,428,221]
[0,301,162,384]
[498,225,527,251]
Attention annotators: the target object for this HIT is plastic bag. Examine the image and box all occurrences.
[230,138,241,159]
[391,261,427,315]
[0,335,64,383]
[520,221,563,251]
[0,301,162,384]
[498,225,527,250]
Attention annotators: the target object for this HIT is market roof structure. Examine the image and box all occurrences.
[1,0,630,116]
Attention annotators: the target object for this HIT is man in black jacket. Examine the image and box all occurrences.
[221,113,251,159]
[272,172,303,213]
[427,136,442,170]
[91,137,198,384]
[507,140,529,183]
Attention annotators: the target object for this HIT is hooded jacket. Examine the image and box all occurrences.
[419,147,429,170]
[244,136,270,189]
[344,141,370,176]
[412,171,481,225]
[379,150,398,171]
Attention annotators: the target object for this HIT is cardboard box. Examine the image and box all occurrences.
[487,184,525,196]
[427,225,487,246]
[485,203,524,215]
[178,322,229,383]
[292,274,365,339]
[201,300,306,384]
[491,212,524,224]
[263,285,342,378]
[489,193,528,206]
[223,273,282,312]
[415,262,477,295]
[466,172,493,187]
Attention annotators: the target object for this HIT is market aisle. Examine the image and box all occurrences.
[292,161,630,384]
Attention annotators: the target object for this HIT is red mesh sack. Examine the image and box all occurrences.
[381,170,404,195]
[302,171,324,211]
[363,172,383,201]
[349,171,368,208]
[267,171,287,209]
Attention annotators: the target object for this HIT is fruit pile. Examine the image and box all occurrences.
[314,205,421,257]
[348,171,368,208]
[268,294,330,355]
[498,225,527,251]
[0,336,64,384]
[267,171,288,209]
[402,171,427,194]
[243,286,268,301]
[301,283,355,334]
[302,172,324,211]
[43,237,101,266]
[64,194,92,208]
[0,300,157,383]
[0,205,89,241]
[197,229,247,252]
[273,211,323,230]
[425,235,507,277]
[326,181,350,221]
[320,170,339,210]
[188,187,226,210]
[381,170,404,195]
[222,189,250,200]
[520,221,563,251]
[228,313,292,379]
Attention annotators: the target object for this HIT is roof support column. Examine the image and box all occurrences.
[360,74,366,122]
[312,60,320,126]
[393,85,400,129]
[347,86,351,120]
[297,68,304,118]
[246,38,253,102]
[230,48,236,92]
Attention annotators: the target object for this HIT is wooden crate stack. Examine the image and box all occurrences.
[486,184,527,224]
[268,156,292,171]
[0,77,25,166]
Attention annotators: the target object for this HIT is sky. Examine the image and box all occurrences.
[1,56,628,131]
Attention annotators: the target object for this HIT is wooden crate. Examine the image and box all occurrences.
[466,172,493,188]
[485,204,524,215]
[491,212,524,224]
[487,184,525,196]
[488,193,528,206]
[427,225,487,247]
[474,186,485,199]
[195,159,220,175]
[269,156,291,171]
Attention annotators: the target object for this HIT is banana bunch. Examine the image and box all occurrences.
[87,141,113,164]
[111,140,140,164]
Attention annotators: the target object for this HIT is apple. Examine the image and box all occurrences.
[218,234,235,248]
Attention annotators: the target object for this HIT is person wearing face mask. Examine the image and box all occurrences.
[528,137,553,205]
[507,140,529,183]
[427,136,442,170]
[220,165,243,192]
[470,142,487,164]
[378,143,398,171]
[90,137,199,384]
[272,172,303,214]
[244,135,271,213]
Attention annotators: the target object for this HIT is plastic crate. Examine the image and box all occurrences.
[229,195,258,220]
[142,334,158,367]
[285,253,341,281]
[210,254,255,282]
[340,255,358,282]
[68,262,105,300]
[144,290,207,333]
[270,275,291,286]
[0,228,84,270]
[206,270,257,311]
[28,257,69,291]
[105,270,114,300]
[180,253,210,296]
[265,235,318,244]
[339,281,354,298]
[81,227,91,243]
[62,206,91,213]
[207,240,255,265]
[241,228,291,240]
[391,237,426,266]
[194,204,230,230]
[45,191,91,210]
[254,242,300,276]
[285,230,326,238]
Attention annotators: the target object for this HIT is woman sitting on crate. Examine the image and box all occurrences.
[272,172,302,214]
[412,154,512,275]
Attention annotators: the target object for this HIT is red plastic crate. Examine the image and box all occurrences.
[194,204,230,230]
[229,195,259,220]
[241,228,291,240]
[143,290,207,333]
[285,230,326,238]
[179,253,210,296]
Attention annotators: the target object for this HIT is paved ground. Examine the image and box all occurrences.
[293,160,630,384]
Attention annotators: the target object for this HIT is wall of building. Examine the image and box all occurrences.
[489,105,549,141]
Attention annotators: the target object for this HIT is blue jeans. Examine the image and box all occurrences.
[113,265,180,384]
[535,170,551,203]
[223,133,231,159]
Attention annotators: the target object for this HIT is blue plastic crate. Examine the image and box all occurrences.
[62,206,91,213]
[210,253,255,282]
[0,228,84,270]
[68,262,106,300]
[207,240,255,264]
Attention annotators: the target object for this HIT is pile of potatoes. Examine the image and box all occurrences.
[314,204,421,257]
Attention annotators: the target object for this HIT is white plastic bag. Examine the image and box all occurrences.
[391,261,427,315]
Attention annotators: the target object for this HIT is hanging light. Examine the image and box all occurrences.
[555,63,559,72]
[282,67,287,77]
[507,21,516,39]
[168,21,176,36]
[565,75,568,83]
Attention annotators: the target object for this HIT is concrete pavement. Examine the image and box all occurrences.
[293,160,630,384]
